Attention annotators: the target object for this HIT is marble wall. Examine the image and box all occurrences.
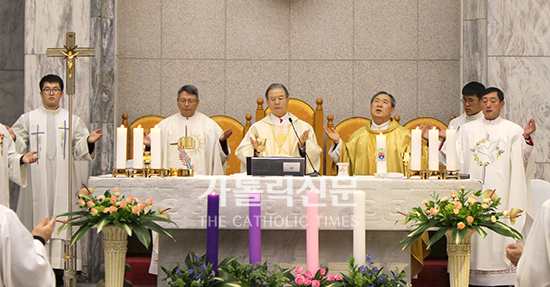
[482,0,550,181]
[116,0,462,128]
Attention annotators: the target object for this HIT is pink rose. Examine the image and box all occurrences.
[312,280,320,287]
[146,198,153,207]
[326,274,334,281]
[110,196,117,204]
[127,196,134,204]
[295,274,305,285]
[90,208,98,216]
[132,205,141,215]
[304,279,312,286]
[113,188,121,197]
[466,216,474,224]
[119,200,127,208]
[109,206,118,213]
[78,199,85,207]
[457,222,465,229]
[294,266,303,274]
[87,201,95,208]
[318,268,326,276]
[333,274,341,281]
[304,270,313,279]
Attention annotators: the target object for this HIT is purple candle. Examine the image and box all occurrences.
[206,192,219,273]
[249,192,262,264]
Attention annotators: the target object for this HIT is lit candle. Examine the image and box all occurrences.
[150,125,161,169]
[206,192,220,274]
[115,125,127,169]
[428,127,439,171]
[411,127,422,170]
[446,126,457,170]
[133,125,144,169]
[353,190,366,266]
[376,133,387,174]
[249,192,262,264]
[306,190,319,271]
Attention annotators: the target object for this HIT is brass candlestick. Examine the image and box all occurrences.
[112,168,130,177]
[425,170,442,179]
[442,169,460,179]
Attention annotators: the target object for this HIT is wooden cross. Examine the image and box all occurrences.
[46,32,95,96]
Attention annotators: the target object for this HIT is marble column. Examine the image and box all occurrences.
[462,0,487,85]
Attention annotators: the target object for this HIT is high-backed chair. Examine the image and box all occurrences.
[211,115,251,175]
[325,115,369,175]
[403,117,447,134]
[255,98,325,173]
[122,114,165,160]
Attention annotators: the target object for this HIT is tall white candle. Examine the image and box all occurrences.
[428,127,439,171]
[116,125,127,169]
[446,127,457,170]
[150,125,161,169]
[353,190,366,266]
[376,133,387,174]
[133,125,144,168]
[411,127,422,170]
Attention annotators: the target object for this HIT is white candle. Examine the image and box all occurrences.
[411,127,422,170]
[446,127,457,170]
[353,190,366,266]
[376,133,387,174]
[133,125,144,168]
[428,127,439,171]
[150,125,161,169]
[115,125,127,169]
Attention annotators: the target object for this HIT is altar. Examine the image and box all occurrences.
[88,175,481,286]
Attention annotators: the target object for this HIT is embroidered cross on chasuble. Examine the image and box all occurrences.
[0,132,4,156]
[272,126,291,155]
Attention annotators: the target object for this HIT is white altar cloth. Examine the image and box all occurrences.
[88,175,481,285]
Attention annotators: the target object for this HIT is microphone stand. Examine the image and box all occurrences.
[288,118,321,177]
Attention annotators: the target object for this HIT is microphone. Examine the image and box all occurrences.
[288,117,321,177]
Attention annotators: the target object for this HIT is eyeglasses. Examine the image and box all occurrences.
[461,98,479,105]
[42,87,61,94]
[178,98,197,104]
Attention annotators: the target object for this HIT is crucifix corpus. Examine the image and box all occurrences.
[46,31,95,287]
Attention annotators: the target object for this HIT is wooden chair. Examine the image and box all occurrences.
[211,115,252,175]
[255,98,325,173]
[122,114,165,160]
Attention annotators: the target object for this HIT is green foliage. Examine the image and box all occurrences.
[219,259,289,287]
[334,255,408,287]
[57,188,176,249]
[399,187,523,250]
[162,252,228,287]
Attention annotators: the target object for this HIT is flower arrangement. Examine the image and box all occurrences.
[399,186,523,250]
[285,266,341,287]
[219,259,289,287]
[57,186,175,248]
[162,251,226,287]
[336,255,408,287]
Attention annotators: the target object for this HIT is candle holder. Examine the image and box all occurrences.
[144,151,151,166]
[442,169,460,180]
[148,168,170,178]
[406,169,425,179]
[425,170,442,179]
[401,152,410,176]
[170,168,194,177]
[130,168,148,178]
[112,168,130,178]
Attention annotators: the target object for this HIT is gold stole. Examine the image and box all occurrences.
[272,126,290,155]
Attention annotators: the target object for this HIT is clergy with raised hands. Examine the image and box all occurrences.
[456,87,536,286]
[236,83,322,174]
[11,74,102,274]
[0,123,38,207]
[147,84,232,175]
[325,91,411,175]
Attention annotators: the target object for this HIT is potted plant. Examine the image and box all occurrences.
[399,186,523,287]
[162,251,229,287]
[57,186,175,287]
[335,255,407,287]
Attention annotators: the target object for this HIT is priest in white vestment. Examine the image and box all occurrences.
[512,198,550,286]
[0,124,38,207]
[148,84,231,274]
[235,83,322,174]
[0,201,56,286]
[11,74,102,271]
[456,87,536,286]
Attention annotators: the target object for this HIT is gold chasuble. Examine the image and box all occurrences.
[340,118,411,175]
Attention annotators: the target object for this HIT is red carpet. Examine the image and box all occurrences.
[412,259,450,287]
[125,256,157,286]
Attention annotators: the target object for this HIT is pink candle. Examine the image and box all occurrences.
[306,190,319,271]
